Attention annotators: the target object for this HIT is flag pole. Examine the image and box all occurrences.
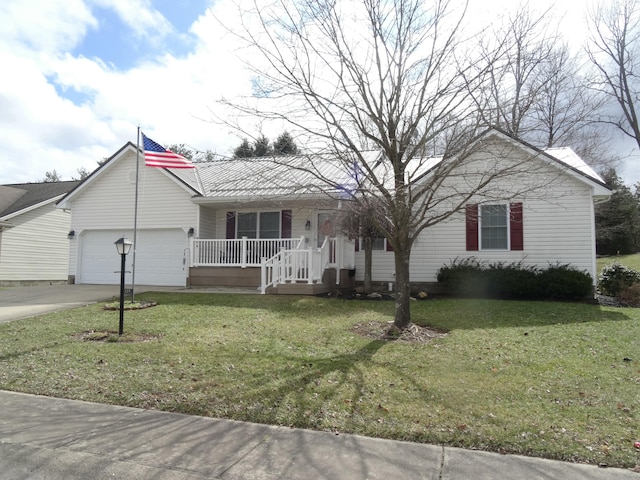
[131,126,141,302]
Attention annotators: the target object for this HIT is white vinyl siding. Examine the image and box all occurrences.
[198,206,217,238]
[67,149,197,284]
[68,150,197,231]
[355,138,600,284]
[0,202,71,282]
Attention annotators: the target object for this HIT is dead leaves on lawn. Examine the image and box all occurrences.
[351,321,448,344]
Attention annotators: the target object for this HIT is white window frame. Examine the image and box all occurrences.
[236,211,281,239]
[358,236,387,251]
[479,204,510,251]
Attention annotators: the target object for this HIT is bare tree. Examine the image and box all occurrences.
[221,0,558,330]
[42,170,62,182]
[587,0,640,149]
[72,167,91,181]
[531,46,603,148]
[472,5,611,170]
[470,6,558,138]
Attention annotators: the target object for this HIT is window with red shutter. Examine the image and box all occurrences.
[466,204,479,251]
[510,202,523,250]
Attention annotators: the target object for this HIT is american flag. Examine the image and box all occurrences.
[142,133,195,169]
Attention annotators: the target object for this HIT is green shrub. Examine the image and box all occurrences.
[436,258,486,297]
[437,258,592,301]
[538,263,594,300]
[617,283,640,307]
[598,263,640,297]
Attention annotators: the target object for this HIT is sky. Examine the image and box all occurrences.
[1,0,638,186]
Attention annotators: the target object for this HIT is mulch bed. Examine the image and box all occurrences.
[351,321,448,344]
[72,331,162,343]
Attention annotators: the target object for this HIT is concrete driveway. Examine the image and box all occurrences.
[0,285,177,324]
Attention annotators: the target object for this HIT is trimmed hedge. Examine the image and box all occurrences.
[436,258,593,300]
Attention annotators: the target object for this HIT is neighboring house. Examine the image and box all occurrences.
[57,129,611,293]
[0,181,79,286]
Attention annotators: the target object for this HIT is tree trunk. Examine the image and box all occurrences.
[393,246,412,330]
[364,237,373,293]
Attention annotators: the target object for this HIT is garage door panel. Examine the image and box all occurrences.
[79,229,186,286]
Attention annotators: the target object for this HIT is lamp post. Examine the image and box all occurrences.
[114,237,133,336]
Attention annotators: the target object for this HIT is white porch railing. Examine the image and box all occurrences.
[192,237,301,267]
[260,235,355,294]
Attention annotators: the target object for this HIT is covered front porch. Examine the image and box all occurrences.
[188,235,356,294]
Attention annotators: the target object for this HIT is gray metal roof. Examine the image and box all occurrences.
[195,154,358,200]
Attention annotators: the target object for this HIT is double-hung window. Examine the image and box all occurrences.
[236,211,280,239]
[480,204,508,250]
[466,202,523,251]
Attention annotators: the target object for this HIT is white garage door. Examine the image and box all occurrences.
[78,229,187,286]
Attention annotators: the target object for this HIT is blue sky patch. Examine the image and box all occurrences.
[73,1,208,71]
[46,75,93,107]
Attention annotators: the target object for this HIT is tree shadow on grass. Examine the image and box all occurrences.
[218,338,434,435]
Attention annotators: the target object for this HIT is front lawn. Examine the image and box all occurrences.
[597,253,640,272]
[0,293,638,468]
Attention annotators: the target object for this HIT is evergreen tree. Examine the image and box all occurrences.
[233,138,254,158]
[253,134,273,157]
[273,131,299,155]
[595,169,640,255]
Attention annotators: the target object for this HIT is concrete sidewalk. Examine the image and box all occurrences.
[0,391,636,480]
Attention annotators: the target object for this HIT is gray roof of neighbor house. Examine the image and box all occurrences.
[0,181,80,219]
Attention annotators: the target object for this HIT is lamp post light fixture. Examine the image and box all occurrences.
[114,237,133,336]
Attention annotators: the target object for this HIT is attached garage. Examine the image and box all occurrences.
[77,229,188,286]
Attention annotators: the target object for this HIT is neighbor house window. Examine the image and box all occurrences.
[466,203,523,251]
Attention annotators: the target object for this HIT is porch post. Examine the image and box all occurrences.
[189,236,195,267]
[335,235,342,285]
[241,236,248,268]
[280,251,287,283]
[261,257,267,294]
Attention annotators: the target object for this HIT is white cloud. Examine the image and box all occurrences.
[90,0,174,40]
[0,0,96,54]
[0,0,257,183]
[0,0,638,187]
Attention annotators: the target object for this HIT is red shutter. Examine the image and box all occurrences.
[226,212,236,239]
[355,238,360,252]
[466,204,479,251]
[386,238,394,251]
[510,202,523,251]
[281,210,292,238]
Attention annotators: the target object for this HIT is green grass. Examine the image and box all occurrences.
[597,253,640,272]
[0,293,639,468]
